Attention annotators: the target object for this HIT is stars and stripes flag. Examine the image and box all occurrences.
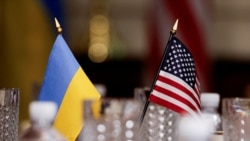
[149,36,201,116]
[146,0,211,92]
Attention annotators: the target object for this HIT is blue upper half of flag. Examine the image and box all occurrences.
[39,34,79,107]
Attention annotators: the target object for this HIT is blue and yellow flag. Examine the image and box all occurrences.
[39,34,100,140]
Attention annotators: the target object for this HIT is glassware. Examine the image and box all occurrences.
[134,87,179,141]
[0,88,19,140]
[79,98,143,141]
[222,97,250,141]
[139,102,179,141]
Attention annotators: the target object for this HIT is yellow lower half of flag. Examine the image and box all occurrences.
[53,68,100,141]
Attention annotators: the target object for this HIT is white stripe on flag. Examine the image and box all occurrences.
[151,90,199,116]
[155,80,200,111]
[159,71,200,104]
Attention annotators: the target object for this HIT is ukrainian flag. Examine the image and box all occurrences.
[39,34,100,140]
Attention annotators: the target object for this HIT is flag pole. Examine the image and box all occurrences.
[140,19,178,125]
[55,17,63,33]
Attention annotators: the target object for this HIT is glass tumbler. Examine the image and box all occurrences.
[222,97,250,141]
[139,102,179,141]
[0,88,19,140]
[79,98,143,141]
[134,87,179,141]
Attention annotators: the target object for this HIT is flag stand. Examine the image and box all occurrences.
[140,19,179,125]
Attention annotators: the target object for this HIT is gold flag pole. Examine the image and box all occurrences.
[55,18,63,33]
[140,19,179,125]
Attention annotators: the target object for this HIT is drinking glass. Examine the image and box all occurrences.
[139,102,179,141]
[222,97,250,141]
[134,87,179,141]
[79,98,143,141]
[0,88,19,140]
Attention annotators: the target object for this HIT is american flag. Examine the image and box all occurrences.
[146,0,211,92]
[149,36,201,116]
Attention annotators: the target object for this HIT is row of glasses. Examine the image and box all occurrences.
[6,85,250,141]
[5,86,250,141]
[79,87,180,141]
[0,87,178,141]
[79,87,250,141]
[2,87,250,141]
[0,87,180,141]
[79,98,142,141]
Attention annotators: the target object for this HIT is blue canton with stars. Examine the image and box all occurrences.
[161,36,196,88]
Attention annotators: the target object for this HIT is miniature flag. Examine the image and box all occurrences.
[149,36,201,116]
[39,34,100,140]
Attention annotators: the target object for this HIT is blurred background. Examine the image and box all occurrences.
[1,0,250,125]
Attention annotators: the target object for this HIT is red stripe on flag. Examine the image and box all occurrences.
[149,94,191,115]
[152,85,198,111]
[157,75,201,109]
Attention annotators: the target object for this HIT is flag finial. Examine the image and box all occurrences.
[171,19,178,35]
[55,18,62,33]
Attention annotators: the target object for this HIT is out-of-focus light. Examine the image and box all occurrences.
[88,43,108,63]
[89,35,109,46]
[90,15,109,35]
[89,14,110,63]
